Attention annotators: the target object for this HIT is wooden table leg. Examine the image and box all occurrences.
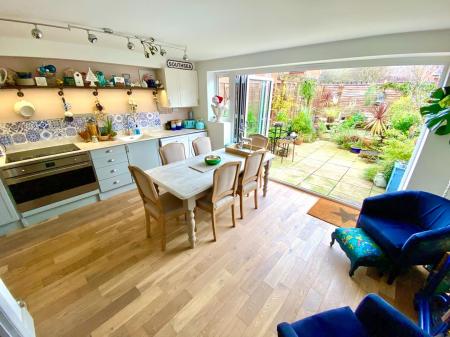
[184,198,197,248]
[263,160,271,197]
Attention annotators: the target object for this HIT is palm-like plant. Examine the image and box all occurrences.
[366,103,388,136]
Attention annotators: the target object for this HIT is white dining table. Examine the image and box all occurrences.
[145,148,275,248]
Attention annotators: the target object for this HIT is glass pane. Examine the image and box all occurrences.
[217,76,230,117]
[246,79,263,135]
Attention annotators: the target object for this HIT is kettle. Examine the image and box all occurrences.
[195,120,205,130]
[0,68,7,87]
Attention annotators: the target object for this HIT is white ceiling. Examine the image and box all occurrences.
[0,0,449,61]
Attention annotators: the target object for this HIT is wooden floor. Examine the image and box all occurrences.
[0,182,426,337]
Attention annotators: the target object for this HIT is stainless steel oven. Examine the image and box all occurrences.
[2,151,98,212]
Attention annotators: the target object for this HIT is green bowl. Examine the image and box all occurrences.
[204,155,221,166]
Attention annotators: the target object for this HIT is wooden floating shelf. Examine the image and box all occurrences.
[0,85,161,91]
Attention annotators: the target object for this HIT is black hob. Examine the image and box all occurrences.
[6,144,81,163]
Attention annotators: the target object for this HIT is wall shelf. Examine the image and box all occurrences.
[0,85,161,91]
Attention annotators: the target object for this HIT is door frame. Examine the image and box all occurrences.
[244,75,274,137]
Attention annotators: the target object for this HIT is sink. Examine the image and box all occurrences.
[117,134,144,142]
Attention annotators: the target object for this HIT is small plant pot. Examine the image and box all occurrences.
[98,135,110,142]
[350,146,362,154]
[294,138,303,145]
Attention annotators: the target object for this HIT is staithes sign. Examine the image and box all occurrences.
[166,59,194,70]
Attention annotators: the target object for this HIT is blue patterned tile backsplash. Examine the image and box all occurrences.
[0,111,162,146]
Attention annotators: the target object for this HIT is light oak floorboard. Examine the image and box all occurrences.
[0,182,425,337]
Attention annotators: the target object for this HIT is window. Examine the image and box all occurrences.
[217,75,230,117]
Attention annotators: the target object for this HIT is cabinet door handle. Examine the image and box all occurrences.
[108,159,115,163]
[106,149,112,153]
[113,180,120,185]
[110,169,118,173]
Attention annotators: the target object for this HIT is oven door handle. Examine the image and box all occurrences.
[5,162,92,185]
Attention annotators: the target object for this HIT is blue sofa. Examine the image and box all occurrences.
[357,190,450,283]
[277,294,430,337]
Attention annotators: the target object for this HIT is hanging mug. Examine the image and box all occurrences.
[0,68,7,87]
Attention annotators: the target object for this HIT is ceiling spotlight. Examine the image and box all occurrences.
[182,49,189,61]
[87,31,98,43]
[127,38,135,50]
[31,25,43,39]
[160,48,167,56]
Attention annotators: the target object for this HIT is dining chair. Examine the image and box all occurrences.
[195,161,241,241]
[159,142,186,165]
[237,150,266,219]
[248,134,269,149]
[248,134,269,188]
[192,136,212,156]
[129,165,186,251]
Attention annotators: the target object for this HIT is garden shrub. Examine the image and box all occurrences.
[340,112,366,129]
[292,110,314,136]
[323,107,340,121]
[364,165,380,181]
[389,96,421,133]
[274,111,289,124]
[378,132,416,181]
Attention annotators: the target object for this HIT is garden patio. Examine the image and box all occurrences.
[257,65,444,206]
[270,140,385,205]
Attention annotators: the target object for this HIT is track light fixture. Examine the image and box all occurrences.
[127,38,135,50]
[31,24,43,39]
[87,31,98,43]
[183,48,189,61]
[0,17,188,60]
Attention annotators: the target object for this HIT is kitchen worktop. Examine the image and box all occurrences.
[0,128,206,168]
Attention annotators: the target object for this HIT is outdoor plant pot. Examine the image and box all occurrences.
[350,146,362,154]
[294,137,303,145]
[373,173,387,188]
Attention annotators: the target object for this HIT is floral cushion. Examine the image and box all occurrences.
[332,228,389,273]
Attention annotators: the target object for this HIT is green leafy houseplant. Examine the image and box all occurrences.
[420,86,450,135]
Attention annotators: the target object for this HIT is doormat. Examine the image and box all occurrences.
[307,198,360,228]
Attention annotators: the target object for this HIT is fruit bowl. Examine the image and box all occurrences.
[204,155,221,166]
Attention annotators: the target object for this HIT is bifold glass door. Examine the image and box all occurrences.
[245,76,273,136]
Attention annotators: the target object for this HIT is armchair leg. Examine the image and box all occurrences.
[330,232,336,247]
[349,263,359,277]
[387,267,399,285]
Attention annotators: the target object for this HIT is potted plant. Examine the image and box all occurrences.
[366,103,388,136]
[350,139,363,154]
[99,118,117,141]
[420,86,450,135]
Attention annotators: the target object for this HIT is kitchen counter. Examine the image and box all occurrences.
[0,128,207,168]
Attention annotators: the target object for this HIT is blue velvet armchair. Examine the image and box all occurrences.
[277,294,430,337]
[357,190,450,283]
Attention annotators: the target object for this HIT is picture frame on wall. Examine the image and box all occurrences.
[122,73,131,86]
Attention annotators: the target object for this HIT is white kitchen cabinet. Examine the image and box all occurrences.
[0,179,19,226]
[158,68,198,108]
[187,132,208,157]
[126,139,161,170]
[160,132,208,159]
[160,135,190,158]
